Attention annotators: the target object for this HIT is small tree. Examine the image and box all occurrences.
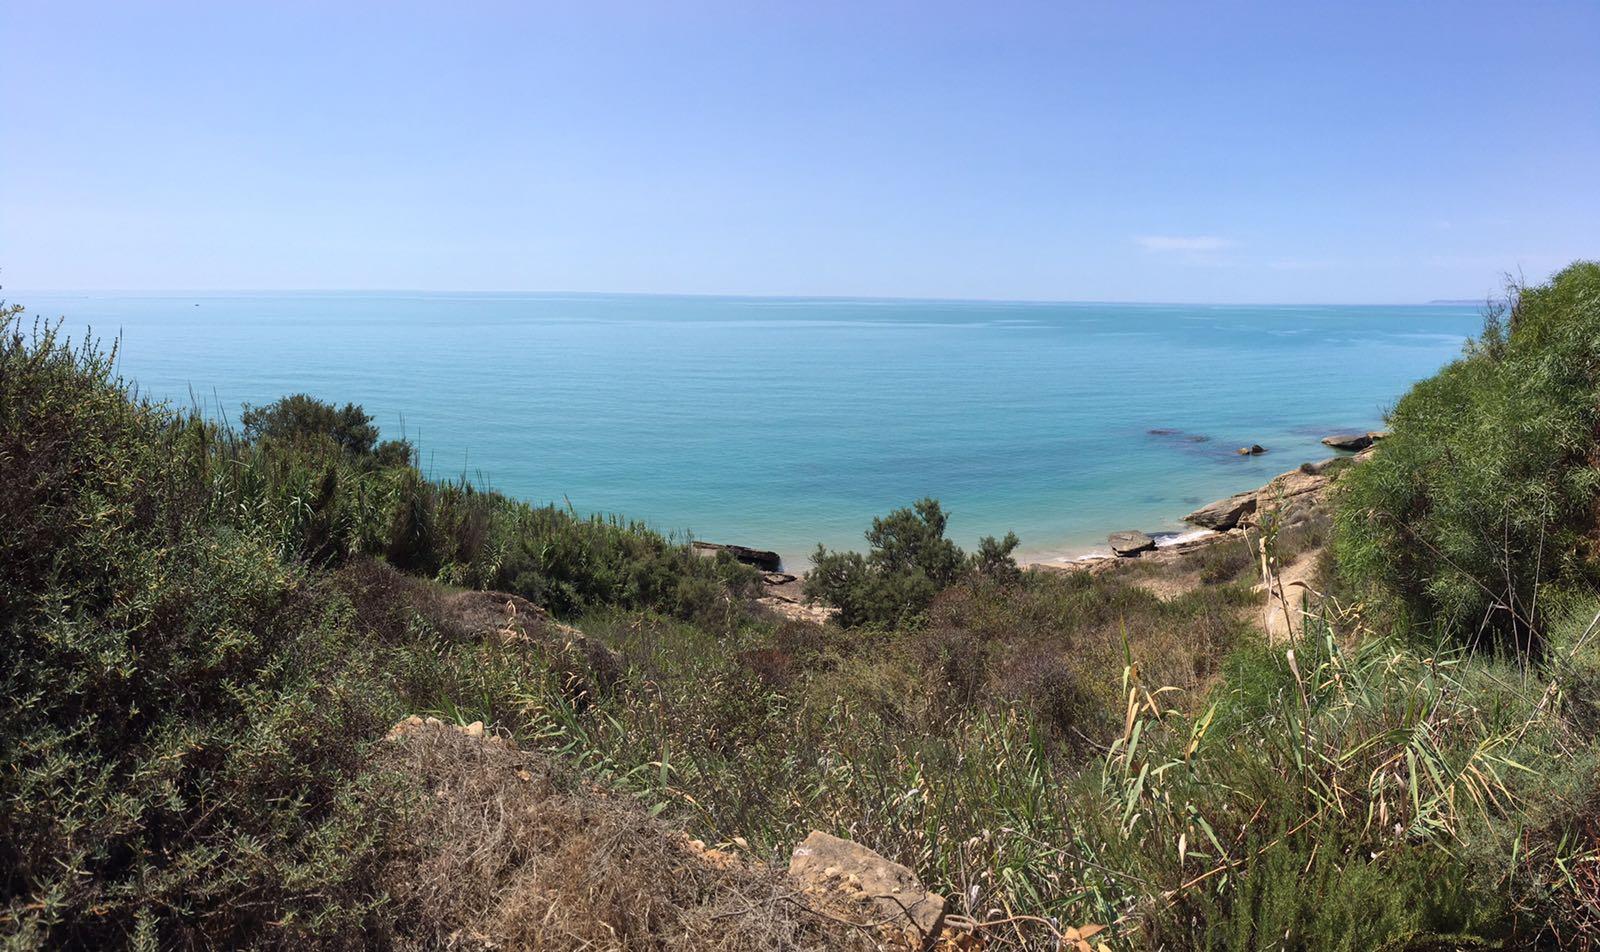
[374,437,416,468]
[240,393,380,456]
[807,499,1018,628]
[865,497,965,582]
[973,531,1022,584]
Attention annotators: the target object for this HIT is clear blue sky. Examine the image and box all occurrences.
[3,1,1596,302]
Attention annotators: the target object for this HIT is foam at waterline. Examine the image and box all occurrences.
[1020,527,1220,566]
[1154,528,1216,547]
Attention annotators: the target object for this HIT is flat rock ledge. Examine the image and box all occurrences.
[1321,431,1385,451]
[756,596,838,625]
[691,540,783,572]
[1185,490,1258,531]
[788,830,947,950]
[753,570,838,624]
[1108,530,1156,557]
[1185,457,1343,534]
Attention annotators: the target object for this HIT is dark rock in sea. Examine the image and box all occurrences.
[691,541,782,572]
[1321,432,1375,451]
[1237,444,1267,455]
[1186,491,1258,531]
[1148,427,1211,443]
[1108,530,1157,557]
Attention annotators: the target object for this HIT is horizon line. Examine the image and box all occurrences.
[6,286,1495,310]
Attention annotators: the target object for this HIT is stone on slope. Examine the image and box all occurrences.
[788,830,946,949]
[445,589,624,699]
[1247,467,1333,529]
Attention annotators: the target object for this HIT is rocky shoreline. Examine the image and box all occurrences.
[693,430,1385,620]
[1022,430,1385,570]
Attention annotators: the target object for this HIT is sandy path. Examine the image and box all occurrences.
[1258,549,1322,643]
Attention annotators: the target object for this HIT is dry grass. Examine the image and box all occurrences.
[376,722,875,951]
[924,571,1256,727]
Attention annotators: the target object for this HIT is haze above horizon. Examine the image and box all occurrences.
[3,1,1597,304]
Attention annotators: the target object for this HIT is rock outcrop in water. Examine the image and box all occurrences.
[1148,427,1211,443]
[1185,490,1258,531]
[691,541,783,572]
[1108,530,1156,556]
[1185,460,1337,533]
[1321,431,1378,451]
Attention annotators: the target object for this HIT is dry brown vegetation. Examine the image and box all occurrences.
[377,721,874,952]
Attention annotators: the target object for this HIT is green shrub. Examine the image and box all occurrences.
[187,402,754,622]
[807,498,966,627]
[215,388,757,624]
[386,467,442,575]
[1103,615,1594,949]
[806,498,1018,628]
[1182,823,1509,951]
[1335,261,1600,650]
[0,312,402,947]
[241,392,382,457]
[0,307,759,947]
[973,530,1023,584]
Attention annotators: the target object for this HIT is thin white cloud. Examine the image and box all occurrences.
[1136,235,1236,253]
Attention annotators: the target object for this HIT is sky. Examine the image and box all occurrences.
[2,1,1597,303]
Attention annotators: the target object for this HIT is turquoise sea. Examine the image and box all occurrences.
[22,291,1481,568]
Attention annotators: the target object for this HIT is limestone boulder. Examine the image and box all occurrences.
[1186,491,1258,531]
[1243,467,1333,529]
[788,831,946,949]
[1108,530,1157,557]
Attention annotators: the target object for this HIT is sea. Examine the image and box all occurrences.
[18,291,1483,569]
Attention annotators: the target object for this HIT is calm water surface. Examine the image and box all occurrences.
[23,291,1481,568]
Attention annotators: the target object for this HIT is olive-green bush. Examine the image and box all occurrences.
[0,308,756,947]
[1335,262,1600,650]
[0,310,402,947]
[806,498,1020,627]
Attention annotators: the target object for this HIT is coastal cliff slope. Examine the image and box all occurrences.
[5,262,1600,949]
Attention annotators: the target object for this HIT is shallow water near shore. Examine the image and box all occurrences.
[24,291,1480,569]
